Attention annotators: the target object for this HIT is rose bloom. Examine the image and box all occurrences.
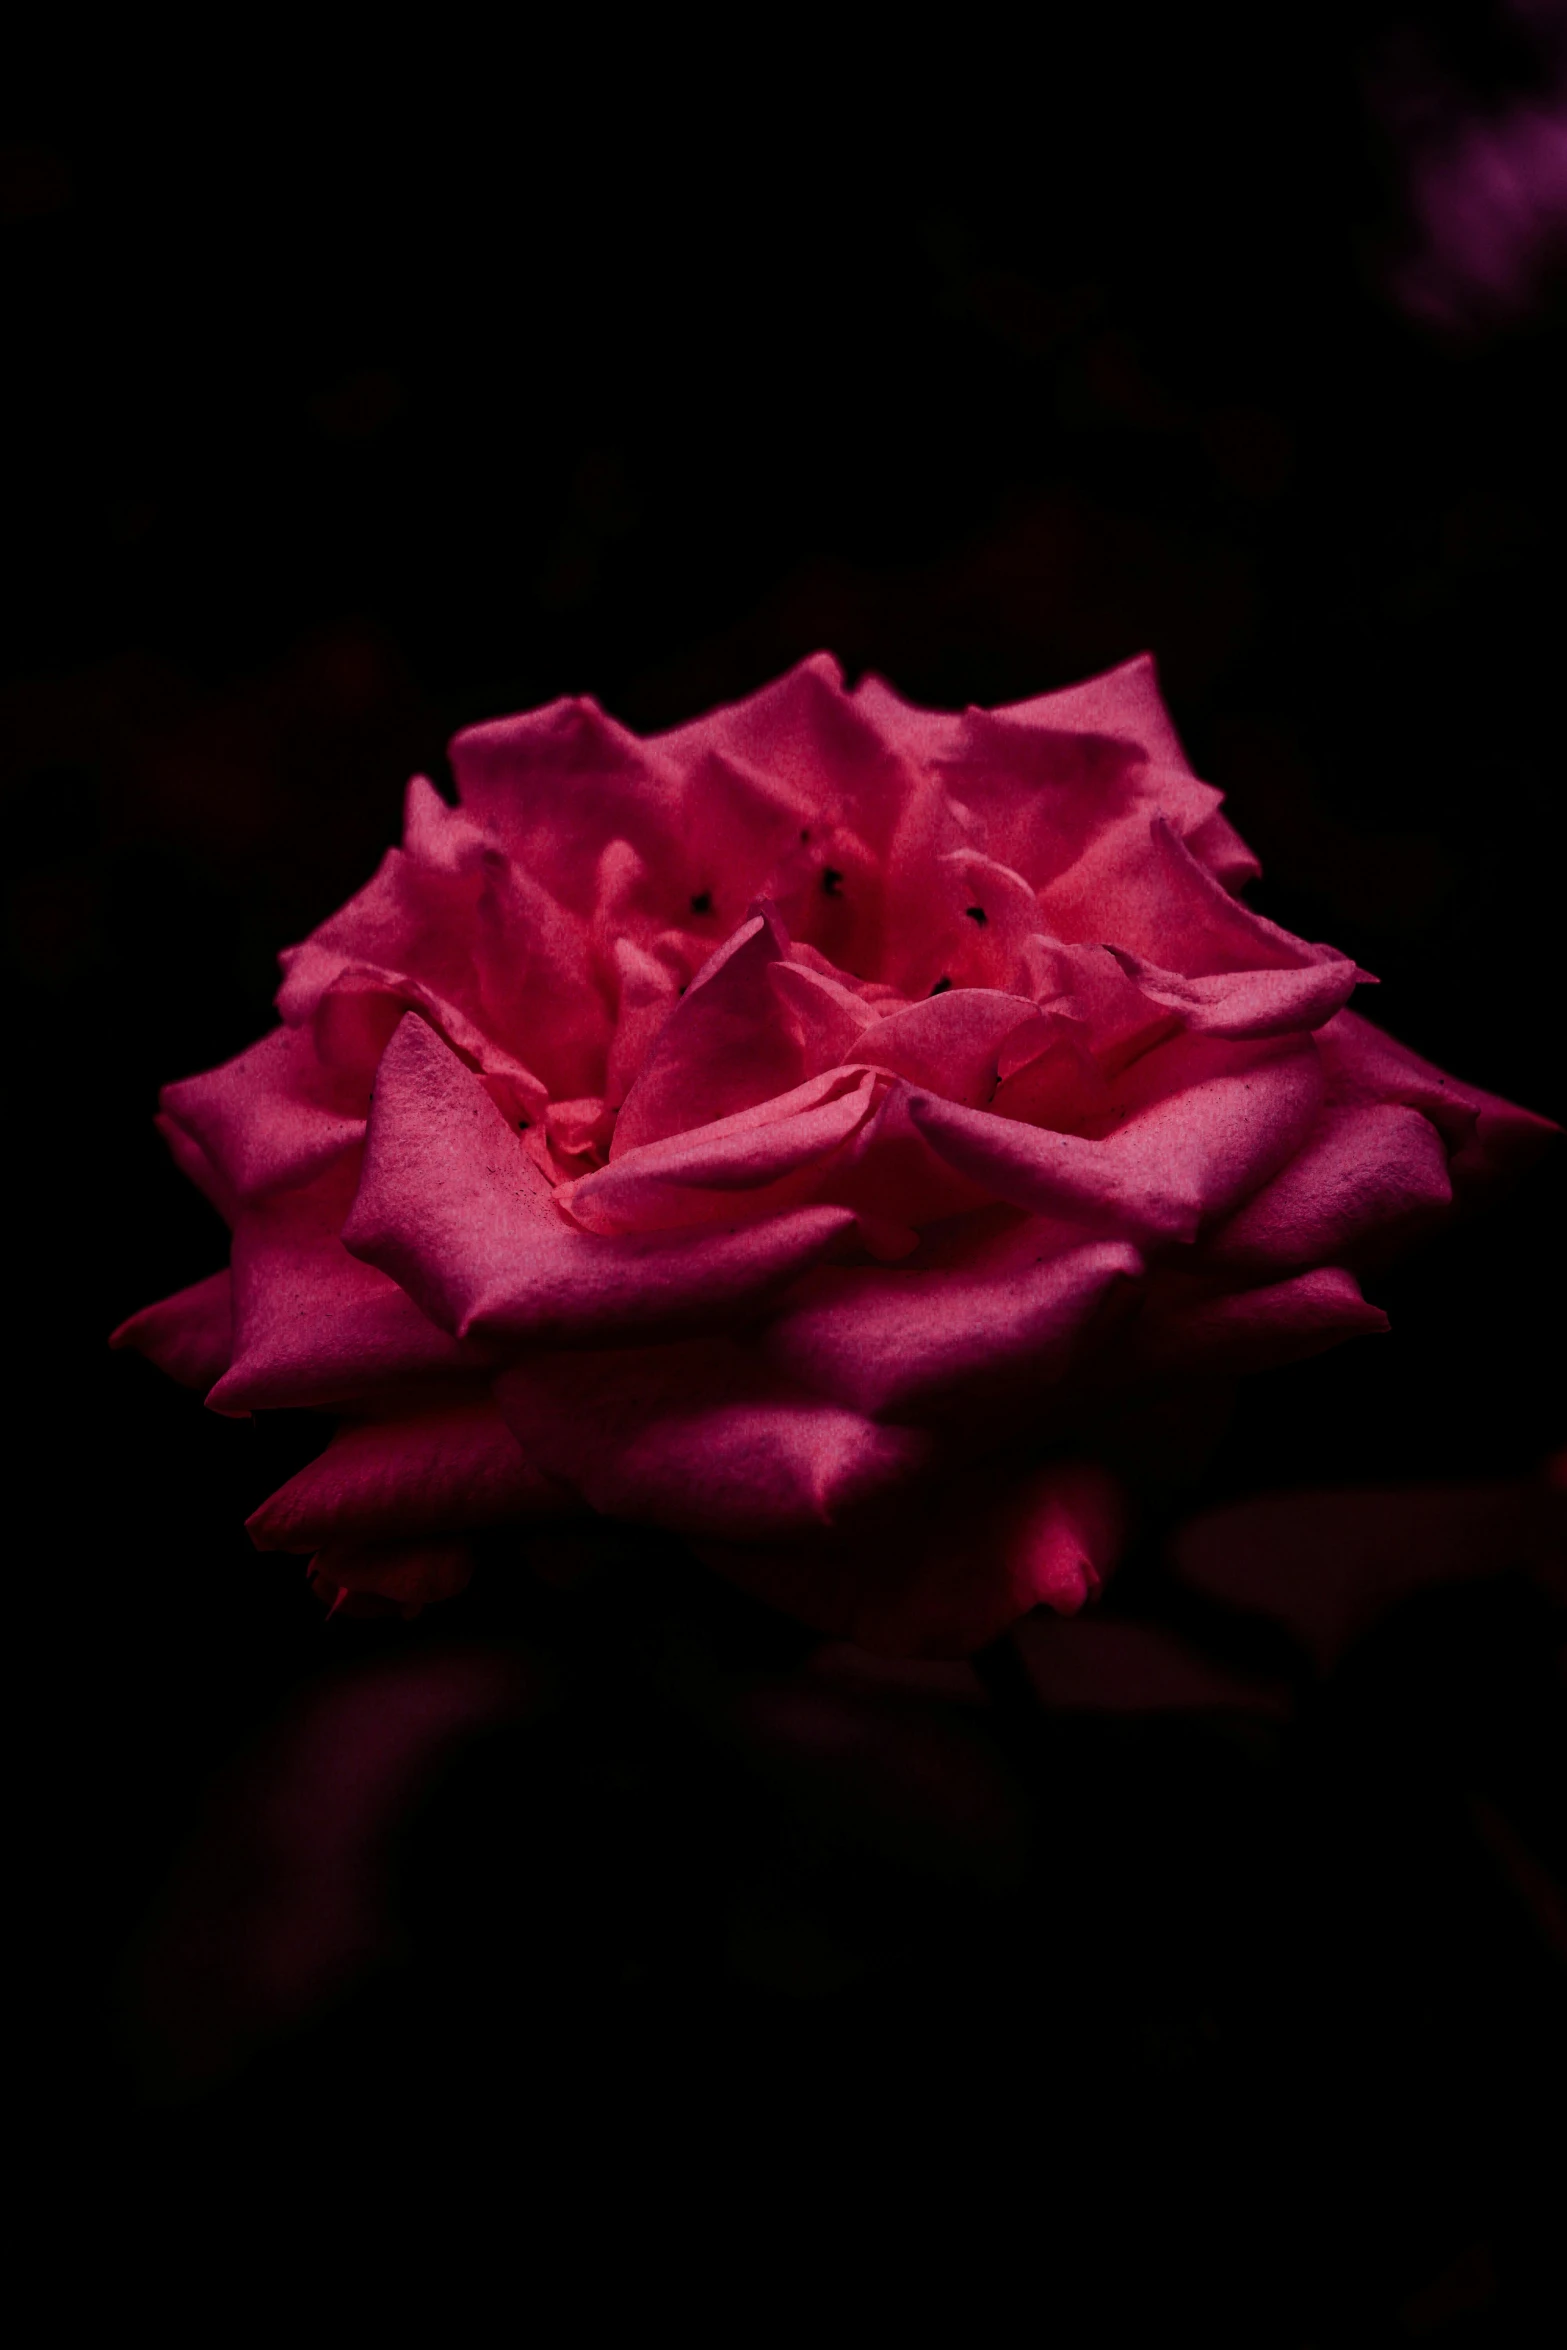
[114,655,1551,1654]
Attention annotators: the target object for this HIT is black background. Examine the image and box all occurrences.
[8,7,1565,2332]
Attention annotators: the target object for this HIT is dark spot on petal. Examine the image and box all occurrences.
[965,905,988,925]
[800,828,812,843]
[517,1118,530,1130]
[678,984,687,996]
[689,890,712,915]
[822,867,844,897]
[930,975,952,994]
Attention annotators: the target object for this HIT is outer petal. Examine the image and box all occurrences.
[1103,946,1361,1040]
[493,1340,929,1540]
[154,1112,238,1225]
[308,1538,474,1619]
[449,695,684,918]
[1315,1009,1558,1194]
[247,1396,575,1552]
[110,1269,233,1392]
[1015,1614,1291,1715]
[275,848,490,1032]
[1128,1264,1388,1376]
[910,1034,1322,1241]
[759,1239,1141,1422]
[1171,1480,1567,1669]
[997,651,1193,771]
[208,1164,473,1413]
[161,1025,363,1204]
[658,653,912,858]
[1205,1104,1452,1272]
[1039,813,1351,986]
[692,1458,1126,1658]
[343,1013,860,1343]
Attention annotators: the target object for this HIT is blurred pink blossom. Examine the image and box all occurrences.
[1377,3,1567,330]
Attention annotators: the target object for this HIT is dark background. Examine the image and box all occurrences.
[8,6,1565,2332]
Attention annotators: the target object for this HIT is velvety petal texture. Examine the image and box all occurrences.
[117,652,1554,1651]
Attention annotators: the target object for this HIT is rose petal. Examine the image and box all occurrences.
[1014,1615,1292,1715]
[767,958,877,1076]
[605,934,684,1107]
[247,1395,575,1551]
[1103,945,1361,1039]
[161,1025,364,1204]
[998,651,1194,771]
[774,1074,985,1229]
[154,1112,238,1225]
[566,1068,877,1236]
[761,1239,1141,1421]
[909,1035,1322,1241]
[1205,1104,1452,1272]
[1315,1009,1559,1193]
[1170,1482,1565,1669]
[493,1340,929,1540]
[110,1268,233,1392]
[849,986,1039,1107]
[611,905,806,1154]
[1130,1264,1388,1376]
[308,1537,474,1619]
[449,694,684,917]
[691,1459,1126,1657]
[344,1013,862,1342]
[1040,813,1350,984]
[208,1163,473,1413]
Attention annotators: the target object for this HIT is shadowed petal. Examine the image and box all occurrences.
[692,1459,1126,1657]
[248,1396,575,1551]
[494,1341,929,1540]
[208,1163,473,1413]
[110,1269,233,1393]
[1129,1264,1388,1376]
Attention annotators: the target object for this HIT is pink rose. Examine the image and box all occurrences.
[113,654,1553,1654]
